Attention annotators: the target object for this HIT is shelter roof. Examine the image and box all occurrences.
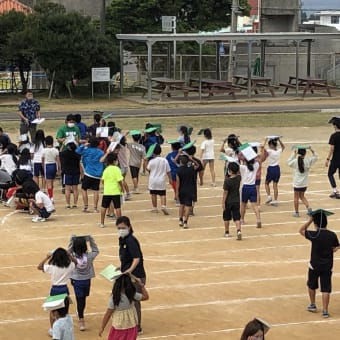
[0,0,32,14]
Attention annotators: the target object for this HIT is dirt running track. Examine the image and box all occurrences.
[1,126,340,340]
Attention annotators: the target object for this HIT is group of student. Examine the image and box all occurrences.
[37,215,148,340]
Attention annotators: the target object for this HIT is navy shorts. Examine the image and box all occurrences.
[307,268,332,293]
[265,165,281,183]
[64,174,80,186]
[44,163,57,180]
[71,279,91,297]
[81,175,100,191]
[241,184,257,203]
[50,284,69,296]
[37,206,52,219]
[129,166,140,179]
[101,195,121,209]
[33,162,44,177]
[223,202,241,221]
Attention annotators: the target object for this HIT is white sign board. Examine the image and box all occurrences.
[162,16,175,32]
[92,67,110,82]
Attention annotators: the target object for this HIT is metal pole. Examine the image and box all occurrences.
[173,17,176,79]
[216,42,220,80]
[295,40,300,97]
[307,40,312,77]
[147,41,153,102]
[120,41,124,96]
[227,0,238,81]
[199,42,202,101]
[247,41,253,98]
[100,0,105,34]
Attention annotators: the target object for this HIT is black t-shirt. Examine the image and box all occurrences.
[223,175,241,204]
[119,233,146,278]
[176,165,196,196]
[329,131,340,164]
[59,149,81,175]
[305,229,339,270]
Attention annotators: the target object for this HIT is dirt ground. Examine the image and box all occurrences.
[1,125,340,340]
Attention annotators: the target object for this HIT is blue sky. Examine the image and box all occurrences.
[302,1,340,10]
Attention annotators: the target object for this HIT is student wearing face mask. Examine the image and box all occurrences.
[56,114,81,152]
[115,216,146,336]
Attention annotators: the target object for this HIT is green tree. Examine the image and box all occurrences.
[28,1,117,97]
[0,10,33,92]
[106,0,250,36]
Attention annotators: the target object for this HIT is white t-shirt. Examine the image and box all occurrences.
[35,190,55,212]
[30,143,44,163]
[240,162,259,185]
[147,156,170,190]
[52,314,75,340]
[42,147,59,164]
[43,262,75,285]
[200,139,215,160]
[266,148,282,166]
[0,154,17,175]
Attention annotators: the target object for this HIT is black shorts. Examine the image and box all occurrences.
[101,195,121,209]
[129,166,140,179]
[149,189,166,196]
[178,193,193,207]
[307,268,332,293]
[223,202,241,221]
[294,187,307,192]
[81,175,100,191]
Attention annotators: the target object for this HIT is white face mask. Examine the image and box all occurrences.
[118,229,129,238]
[68,123,75,128]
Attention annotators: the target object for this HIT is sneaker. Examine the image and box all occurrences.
[138,327,143,335]
[65,205,71,209]
[189,208,195,216]
[224,231,230,238]
[292,212,300,217]
[256,221,262,228]
[265,196,272,204]
[183,222,188,229]
[79,319,86,331]
[211,182,216,187]
[93,208,99,213]
[151,208,159,213]
[240,219,245,225]
[132,188,139,194]
[82,207,89,213]
[161,206,169,215]
[322,310,329,318]
[61,188,65,194]
[175,200,180,207]
[237,230,242,240]
[72,205,78,209]
[179,218,184,227]
[32,216,45,222]
[270,201,278,207]
[48,328,53,337]
[98,223,105,228]
[124,193,132,201]
[307,303,317,312]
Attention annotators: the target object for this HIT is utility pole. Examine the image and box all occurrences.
[100,0,105,34]
[227,0,238,81]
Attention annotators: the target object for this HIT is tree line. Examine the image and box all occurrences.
[0,0,249,96]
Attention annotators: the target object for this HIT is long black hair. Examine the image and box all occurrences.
[112,274,136,306]
[48,248,71,268]
[34,130,45,152]
[297,148,306,173]
[71,237,87,258]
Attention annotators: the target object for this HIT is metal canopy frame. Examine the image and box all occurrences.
[116,32,340,101]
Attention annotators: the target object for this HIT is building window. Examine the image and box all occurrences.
[331,16,340,24]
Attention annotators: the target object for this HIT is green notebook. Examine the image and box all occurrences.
[42,293,71,311]
[100,264,122,282]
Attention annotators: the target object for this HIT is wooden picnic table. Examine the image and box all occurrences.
[151,77,185,99]
[233,75,276,97]
[189,78,239,99]
[280,76,334,97]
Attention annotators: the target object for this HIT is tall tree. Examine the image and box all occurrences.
[0,10,33,92]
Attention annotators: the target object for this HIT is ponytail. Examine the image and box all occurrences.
[297,148,306,173]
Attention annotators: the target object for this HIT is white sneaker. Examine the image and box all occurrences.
[265,196,272,204]
[98,223,105,228]
[132,188,139,194]
[270,200,278,207]
[32,216,46,222]
[161,206,169,215]
[48,328,53,337]
[124,193,132,201]
[237,230,242,240]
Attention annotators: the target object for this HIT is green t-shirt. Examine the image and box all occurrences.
[56,125,80,151]
[102,165,123,195]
